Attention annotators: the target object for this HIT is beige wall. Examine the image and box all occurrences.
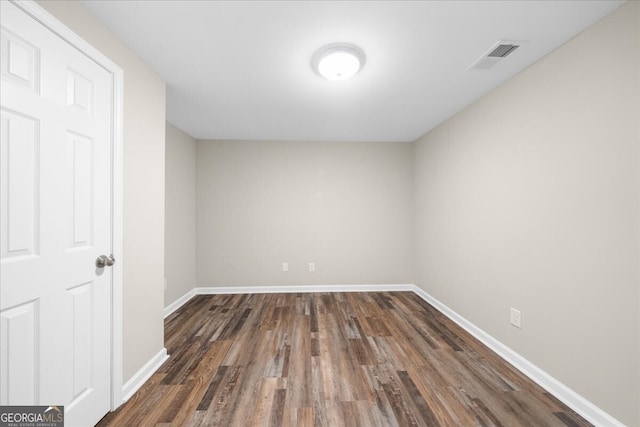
[165,123,197,305]
[38,1,166,383]
[196,140,414,286]
[414,3,639,425]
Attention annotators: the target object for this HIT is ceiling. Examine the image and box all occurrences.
[81,1,624,142]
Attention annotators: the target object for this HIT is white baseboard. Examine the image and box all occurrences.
[164,288,197,319]
[195,283,414,295]
[160,283,623,427]
[411,286,624,427]
[121,348,169,403]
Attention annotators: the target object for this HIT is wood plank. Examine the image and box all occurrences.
[268,388,286,427]
[96,292,592,427]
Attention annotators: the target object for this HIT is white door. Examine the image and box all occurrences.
[1,2,114,426]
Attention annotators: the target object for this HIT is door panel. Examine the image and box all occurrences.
[67,131,94,249]
[1,2,114,426]
[0,26,40,93]
[0,300,38,405]
[0,108,39,260]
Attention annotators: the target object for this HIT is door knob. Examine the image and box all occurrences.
[96,254,115,268]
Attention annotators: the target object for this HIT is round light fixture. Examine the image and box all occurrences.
[312,44,365,81]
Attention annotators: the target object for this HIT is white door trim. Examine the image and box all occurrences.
[11,0,125,410]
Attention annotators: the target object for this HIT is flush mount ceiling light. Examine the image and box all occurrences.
[312,43,365,81]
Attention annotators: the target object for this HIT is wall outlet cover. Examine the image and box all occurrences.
[510,308,522,328]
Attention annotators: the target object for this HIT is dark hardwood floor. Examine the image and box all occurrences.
[97,292,591,426]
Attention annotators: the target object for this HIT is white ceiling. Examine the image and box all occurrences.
[81,1,624,142]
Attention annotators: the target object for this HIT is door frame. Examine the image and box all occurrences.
[11,0,125,410]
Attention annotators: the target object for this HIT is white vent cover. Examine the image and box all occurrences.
[469,40,524,71]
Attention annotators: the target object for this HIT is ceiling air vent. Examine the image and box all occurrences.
[469,40,523,71]
[487,43,519,58]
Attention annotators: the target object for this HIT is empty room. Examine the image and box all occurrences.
[0,0,638,426]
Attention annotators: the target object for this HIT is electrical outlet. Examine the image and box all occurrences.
[308,262,316,272]
[282,262,289,272]
[510,308,521,328]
